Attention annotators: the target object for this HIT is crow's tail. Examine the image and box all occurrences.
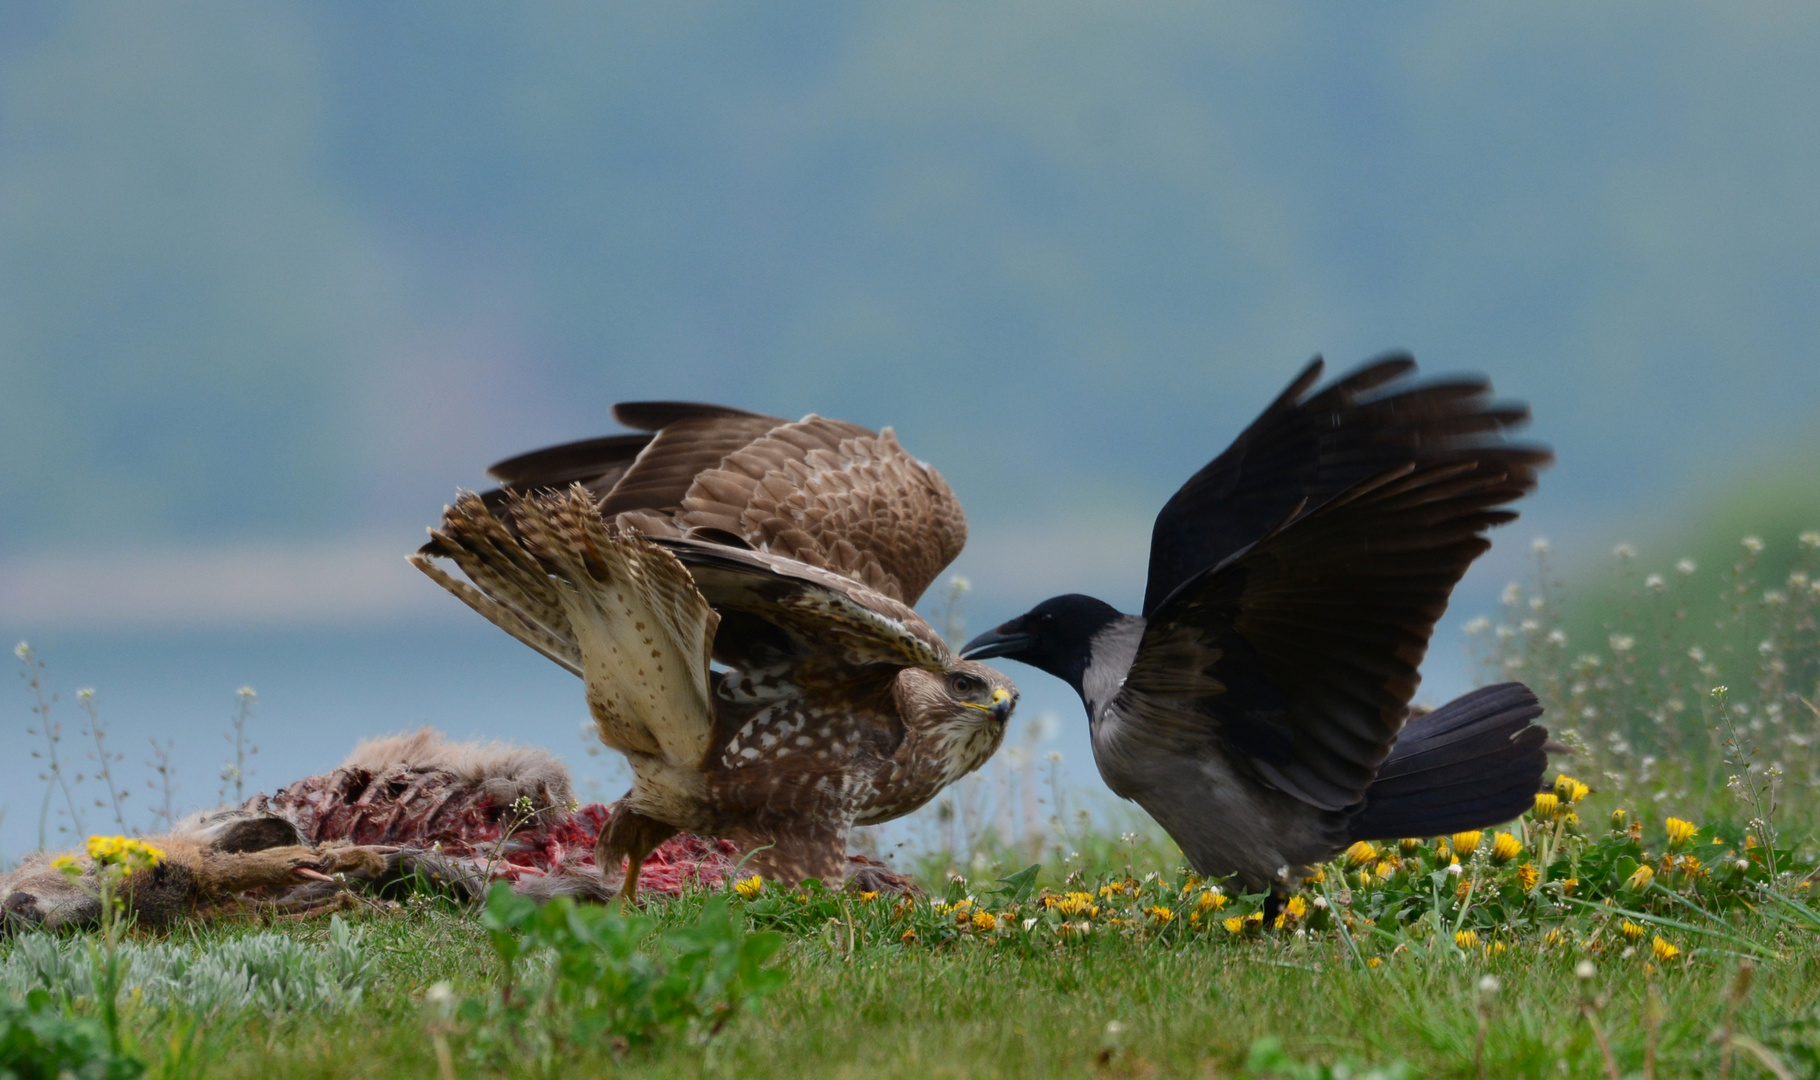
[1347,682,1551,842]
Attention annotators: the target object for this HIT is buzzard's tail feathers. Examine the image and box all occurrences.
[1346,682,1551,842]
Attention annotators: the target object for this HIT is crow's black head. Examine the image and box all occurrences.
[960,593,1124,697]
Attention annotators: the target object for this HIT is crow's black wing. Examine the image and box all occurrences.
[1141,355,1550,616]
[1108,459,1526,812]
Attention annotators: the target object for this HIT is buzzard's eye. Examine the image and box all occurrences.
[949,673,981,697]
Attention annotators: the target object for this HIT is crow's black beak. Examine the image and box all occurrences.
[961,620,1032,661]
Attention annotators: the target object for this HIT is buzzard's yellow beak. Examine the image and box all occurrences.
[962,687,1014,722]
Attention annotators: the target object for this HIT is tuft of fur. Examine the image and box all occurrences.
[340,728,575,813]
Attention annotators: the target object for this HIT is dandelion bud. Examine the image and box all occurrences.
[1491,833,1522,864]
[1626,864,1655,891]
[1533,793,1560,819]
[1651,936,1680,962]
[1343,840,1378,867]
[1610,808,1628,830]
[1451,831,1483,856]
[734,875,764,899]
[1454,929,1480,949]
[1399,838,1421,855]
[1620,919,1646,942]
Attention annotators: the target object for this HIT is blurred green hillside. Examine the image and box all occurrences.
[5,2,1820,559]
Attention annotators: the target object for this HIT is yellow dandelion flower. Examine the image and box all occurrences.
[1551,775,1590,803]
[1665,818,1698,848]
[1451,831,1483,856]
[85,835,122,862]
[1560,878,1578,895]
[1533,793,1560,819]
[1543,928,1566,947]
[1651,936,1680,962]
[1626,864,1655,891]
[1516,862,1540,891]
[1376,860,1398,881]
[971,910,998,932]
[1048,892,1098,917]
[734,875,764,899]
[1244,911,1265,928]
[1145,906,1174,925]
[1486,941,1508,957]
[1285,896,1308,920]
[1307,867,1325,884]
[1195,889,1226,912]
[1344,840,1378,867]
[50,854,80,874]
[1179,874,1202,894]
[1367,956,1383,969]
[1491,832,1522,864]
[1399,837,1421,855]
[1677,855,1704,878]
[1099,881,1127,898]
[1223,915,1245,934]
[1273,913,1287,929]
[1621,919,1646,942]
[1454,929,1480,949]
[857,890,880,902]
[1356,870,1373,890]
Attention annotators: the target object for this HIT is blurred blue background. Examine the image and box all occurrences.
[4,3,1819,858]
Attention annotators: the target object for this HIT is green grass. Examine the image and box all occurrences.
[11,794,1820,1080]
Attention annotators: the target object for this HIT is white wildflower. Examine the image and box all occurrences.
[1800,531,1820,549]
[1676,558,1697,575]
[1742,536,1764,554]
[1608,634,1634,654]
[1644,573,1665,591]
[1612,543,1635,559]
[1531,537,1552,554]
[1463,616,1491,635]
[1546,629,1567,645]
[1501,582,1522,606]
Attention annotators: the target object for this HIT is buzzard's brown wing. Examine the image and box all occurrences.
[655,536,951,675]
[675,416,967,605]
[478,405,968,607]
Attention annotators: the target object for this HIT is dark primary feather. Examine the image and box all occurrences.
[1114,458,1530,813]
[1142,354,1552,616]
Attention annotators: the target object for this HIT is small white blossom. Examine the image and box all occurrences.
[1478,975,1502,994]
[1763,590,1787,606]
[1800,531,1820,549]
[1644,573,1665,591]
[1463,616,1491,635]
[1608,634,1634,654]
[1501,582,1522,606]
[1687,646,1706,663]
[76,688,94,703]
[1546,629,1567,646]
[12,641,27,660]
[1676,558,1697,575]
[1741,536,1764,554]
[1612,543,1636,559]
[1445,863,1463,877]
[1519,619,1539,633]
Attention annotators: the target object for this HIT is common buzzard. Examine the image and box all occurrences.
[412,405,1018,898]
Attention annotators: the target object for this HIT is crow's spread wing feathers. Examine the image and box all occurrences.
[1142,355,1550,616]
[1110,459,1524,813]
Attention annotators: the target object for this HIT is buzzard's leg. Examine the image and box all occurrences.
[597,806,678,905]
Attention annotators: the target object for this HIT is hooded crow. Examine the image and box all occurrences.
[962,355,1554,894]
